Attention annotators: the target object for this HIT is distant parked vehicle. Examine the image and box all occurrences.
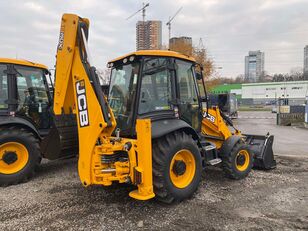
[272,106,277,113]
[208,93,238,119]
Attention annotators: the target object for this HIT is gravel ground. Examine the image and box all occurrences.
[1,111,308,230]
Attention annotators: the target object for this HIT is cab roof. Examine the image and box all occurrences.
[108,50,196,64]
[0,58,48,70]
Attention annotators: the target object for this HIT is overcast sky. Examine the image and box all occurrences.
[0,0,308,77]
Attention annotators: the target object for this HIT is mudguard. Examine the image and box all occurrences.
[151,119,199,140]
[0,116,40,138]
[219,135,241,157]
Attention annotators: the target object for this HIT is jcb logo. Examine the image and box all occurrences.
[76,80,89,127]
[203,112,216,123]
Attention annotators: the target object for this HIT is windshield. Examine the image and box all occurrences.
[108,62,139,131]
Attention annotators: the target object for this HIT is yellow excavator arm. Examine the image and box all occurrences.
[51,13,154,200]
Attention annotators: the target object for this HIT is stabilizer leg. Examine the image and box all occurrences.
[129,119,155,200]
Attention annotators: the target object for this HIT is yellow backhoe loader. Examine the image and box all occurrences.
[42,13,275,203]
[0,59,77,186]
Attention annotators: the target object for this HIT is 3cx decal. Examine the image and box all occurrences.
[76,80,89,127]
[57,25,65,50]
[58,32,64,50]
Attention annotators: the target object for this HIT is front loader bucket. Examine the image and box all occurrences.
[244,134,276,170]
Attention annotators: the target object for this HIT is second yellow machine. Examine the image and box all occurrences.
[43,13,275,203]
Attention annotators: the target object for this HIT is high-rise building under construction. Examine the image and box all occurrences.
[136,20,162,50]
[304,45,308,80]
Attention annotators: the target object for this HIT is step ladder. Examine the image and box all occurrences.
[200,141,222,166]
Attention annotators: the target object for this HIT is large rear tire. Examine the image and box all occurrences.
[0,127,41,186]
[152,131,202,203]
[221,140,253,180]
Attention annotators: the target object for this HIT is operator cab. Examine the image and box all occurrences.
[107,50,207,137]
[0,59,52,134]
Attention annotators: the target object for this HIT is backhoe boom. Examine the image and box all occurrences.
[49,13,154,200]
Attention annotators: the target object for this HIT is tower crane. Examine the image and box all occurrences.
[126,2,150,22]
[166,7,183,44]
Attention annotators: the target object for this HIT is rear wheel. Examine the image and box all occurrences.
[152,131,202,203]
[221,140,253,180]
[0,127,41,186]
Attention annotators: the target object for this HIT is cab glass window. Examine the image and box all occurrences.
[15,66,48,108]
[197,80,206,97]
[15,66,50,128]
[176,59,200,129]
[176,60,198,104]
[109,62,139,131]
[0,64,8,109]
[138,58,172,114]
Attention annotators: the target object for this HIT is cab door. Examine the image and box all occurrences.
[0,64,9,113]
[175,59,201,131]
[13,65,52,131]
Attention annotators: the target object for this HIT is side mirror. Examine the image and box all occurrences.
[196,72,202,80]
[199,96,207,102]
[45,69,51,76]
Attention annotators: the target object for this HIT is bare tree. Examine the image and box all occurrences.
[168,39,214,80]
[96,68,111,85]
[289,67,303,81]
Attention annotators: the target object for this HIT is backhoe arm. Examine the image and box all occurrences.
[53,14,116,185]
[50,14,154,200]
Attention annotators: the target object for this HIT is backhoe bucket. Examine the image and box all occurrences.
[244,134,276,170]
[40,114,78,160]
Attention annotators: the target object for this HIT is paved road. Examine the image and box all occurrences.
[235,111,308,157]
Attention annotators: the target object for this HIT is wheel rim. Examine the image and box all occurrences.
[0,142,29,174]
[235,150,250,172]
[169,149,196,188]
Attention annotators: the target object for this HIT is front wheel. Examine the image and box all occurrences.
[0,127,41,186]
[221,141,253,180]
[152,131,202,203]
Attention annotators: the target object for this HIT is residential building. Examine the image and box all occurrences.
[169,36,192,47]
[244,50,265,82]
[169,36,193,55]
[304,45,308,80]
[136,20,162,50]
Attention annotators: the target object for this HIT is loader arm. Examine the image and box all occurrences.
[50,14,154,200]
